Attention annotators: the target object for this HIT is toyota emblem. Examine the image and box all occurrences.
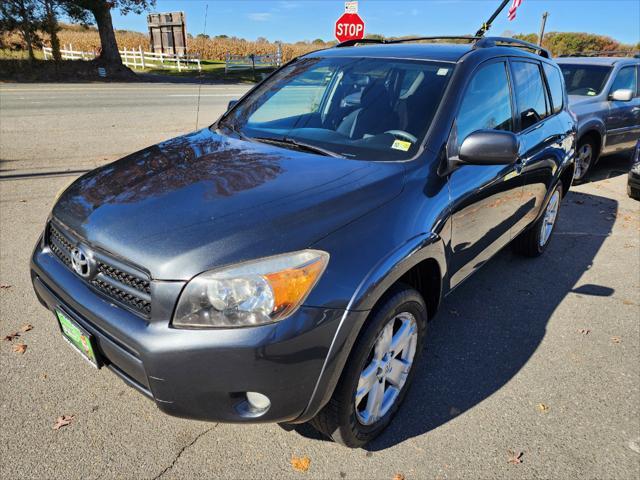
[71,247,91,278]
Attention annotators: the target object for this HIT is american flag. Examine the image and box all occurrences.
[508,0,523,21]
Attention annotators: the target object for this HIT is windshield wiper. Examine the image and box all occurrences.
[253,137,344,158]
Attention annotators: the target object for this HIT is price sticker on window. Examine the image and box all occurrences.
[391,140,412,152]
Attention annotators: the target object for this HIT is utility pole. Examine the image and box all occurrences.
[538,12,549,46]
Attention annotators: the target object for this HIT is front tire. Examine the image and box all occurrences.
[574,136,598,184]
[310,285,427,448]
[512,183,563,257]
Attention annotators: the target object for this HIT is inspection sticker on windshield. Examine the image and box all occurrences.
[391,140,412,152]
[437,68,449,76]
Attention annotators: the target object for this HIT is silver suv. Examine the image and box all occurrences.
[556,57,640,182]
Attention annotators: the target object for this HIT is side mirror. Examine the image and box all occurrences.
[610,89,633,102]
[227,99,239,111]
[458,130,519,165]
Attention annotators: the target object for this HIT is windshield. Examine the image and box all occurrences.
[559,64,612,96]
[219,56,454,160]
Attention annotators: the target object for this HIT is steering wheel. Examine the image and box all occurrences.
[384,130,418,144]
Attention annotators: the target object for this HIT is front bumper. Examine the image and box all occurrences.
[31,240,345,423]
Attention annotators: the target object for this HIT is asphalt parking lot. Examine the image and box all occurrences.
[1,82,639,479]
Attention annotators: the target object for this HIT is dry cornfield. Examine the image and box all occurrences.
[1,24,331,62]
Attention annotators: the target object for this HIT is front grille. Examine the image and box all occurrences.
[47,223,152,317]
[96,262,151,295]
[91,278,151,315]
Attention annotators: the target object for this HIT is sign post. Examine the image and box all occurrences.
[335,1,365,43]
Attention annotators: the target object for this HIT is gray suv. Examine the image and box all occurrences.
[31,37,576,447]
[556,57,640,182]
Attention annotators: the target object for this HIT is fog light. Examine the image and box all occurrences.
[246,391,271,411]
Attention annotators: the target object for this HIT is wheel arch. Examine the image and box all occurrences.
[578,125,604,161]
[294,233,446,423]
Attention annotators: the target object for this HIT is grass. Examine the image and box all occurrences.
[0,48,45,60]
[0,50,272,83]
[137,60,275,83]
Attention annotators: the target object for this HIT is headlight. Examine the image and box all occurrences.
[172,250,329,328]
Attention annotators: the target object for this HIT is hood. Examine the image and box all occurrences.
[52,129,405,280]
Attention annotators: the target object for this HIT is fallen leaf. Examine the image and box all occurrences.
[291,456,311,472]
[611,336,622,344]
[53,415,75,430]
[536,403,549,413]
[19,324,33,332]
[449,406,461,416]
[507,450,523,465]
[0,284,12,289]
[577,328,591,335]
[3,332,20,341]
[622,299,636,306]
[12,343,27,354]
[393,474,405,480]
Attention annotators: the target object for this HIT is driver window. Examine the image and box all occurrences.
[454,61,514,150]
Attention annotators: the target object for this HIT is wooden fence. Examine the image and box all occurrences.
[42,45,202,72]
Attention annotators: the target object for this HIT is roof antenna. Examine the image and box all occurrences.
[475,0,510,37]
[195,3,209,130]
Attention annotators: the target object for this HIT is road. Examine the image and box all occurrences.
[1,82,639,479]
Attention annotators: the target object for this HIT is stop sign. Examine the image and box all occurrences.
[335,13,365,43]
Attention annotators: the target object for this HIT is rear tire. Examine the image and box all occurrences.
[310,285,427,448]
[512,183,563,257]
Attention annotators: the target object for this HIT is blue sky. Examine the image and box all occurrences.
[111,1,640,44]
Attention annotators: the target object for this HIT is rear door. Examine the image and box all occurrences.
[447,59,523,287]
[606,64,640,151]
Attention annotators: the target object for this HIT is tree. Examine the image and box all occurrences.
[0,0,41,62]
[513,32,624,56]
[61,0,154,64]
[39,0,62,61]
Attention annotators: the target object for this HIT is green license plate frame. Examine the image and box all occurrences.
[55,309,100,368]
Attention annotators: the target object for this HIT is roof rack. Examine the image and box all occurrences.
[474,37,551,58]
[335,36,478,48]
[335,35,551,58]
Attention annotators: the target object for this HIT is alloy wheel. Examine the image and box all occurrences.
[574,143,593,180]
[354,312,418,426]
[539,190,560,247]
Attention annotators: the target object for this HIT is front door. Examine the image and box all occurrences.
[448,59,524,287]
[509,60,566,230]
[606,64,640,152]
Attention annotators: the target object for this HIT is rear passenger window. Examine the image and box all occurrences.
[512,61,550,130]
[455,61,513,148]
[543,63,564,114]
